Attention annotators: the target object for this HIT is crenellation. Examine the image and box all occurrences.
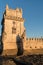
[24,37,43,49]
[28,38,43,41]
[5,5,22,18]
[4,6,24,22]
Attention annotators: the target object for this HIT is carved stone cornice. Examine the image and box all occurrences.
[4,15,24,22]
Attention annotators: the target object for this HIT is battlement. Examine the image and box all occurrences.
[24,38,43,50]
[26,38,43,41]
[5,5,22,18]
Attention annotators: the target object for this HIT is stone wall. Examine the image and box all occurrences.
[24,38,43,50]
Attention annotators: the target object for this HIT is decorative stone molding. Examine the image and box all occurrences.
[4,15,24,22]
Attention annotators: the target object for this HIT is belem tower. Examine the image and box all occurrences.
[1,5,43,55]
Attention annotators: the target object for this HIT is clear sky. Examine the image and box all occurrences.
[0,0,43,38]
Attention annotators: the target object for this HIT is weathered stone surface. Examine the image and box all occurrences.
[1,5,43,55]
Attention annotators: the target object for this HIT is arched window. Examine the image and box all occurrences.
[13,21,16,28]
[12,27,16,33]
[12,21,16,34]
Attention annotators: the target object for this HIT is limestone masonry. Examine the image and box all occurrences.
[1,5,43,55]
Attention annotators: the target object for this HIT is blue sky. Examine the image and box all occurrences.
[0,0,43,38]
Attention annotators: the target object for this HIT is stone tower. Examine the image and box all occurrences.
[1,5,26,55]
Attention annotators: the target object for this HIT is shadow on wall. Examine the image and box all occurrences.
[16,35,23,56]
[0,37,3,55]
[0,14,4,55]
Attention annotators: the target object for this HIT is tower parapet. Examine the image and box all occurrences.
[5,5,23,19]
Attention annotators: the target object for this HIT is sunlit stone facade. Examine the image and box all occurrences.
[2,5,43,55]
